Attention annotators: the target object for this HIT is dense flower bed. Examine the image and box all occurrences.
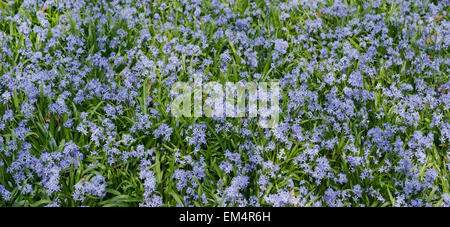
[0,0,449,207]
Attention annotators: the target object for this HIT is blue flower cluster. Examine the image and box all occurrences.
[0,0,448,207]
